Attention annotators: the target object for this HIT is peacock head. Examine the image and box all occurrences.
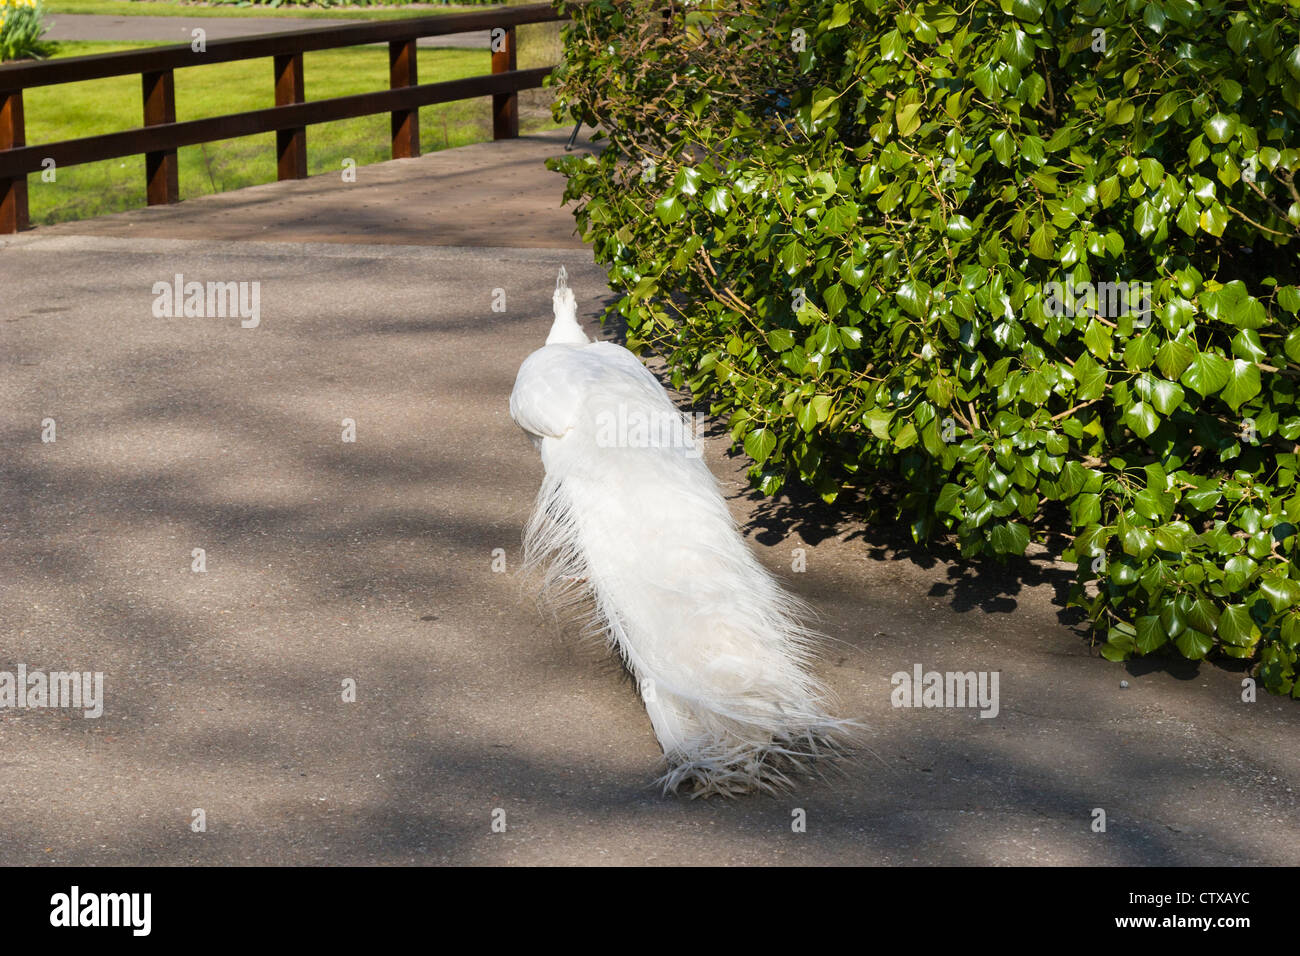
[547,266,583,345]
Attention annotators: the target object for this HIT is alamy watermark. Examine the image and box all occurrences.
[151,274,261,328]
[594,405,707,459]
[890,663,1000,718]
[50,887,150,936]
[1044,278,1152,325]
[0,665,104,718]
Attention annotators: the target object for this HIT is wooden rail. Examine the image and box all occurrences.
[0,2,567,233]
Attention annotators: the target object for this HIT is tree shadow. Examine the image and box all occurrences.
[1,240,1291,866]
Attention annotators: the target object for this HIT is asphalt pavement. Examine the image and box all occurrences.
[44,12,490,47]
[0,130,1296,865]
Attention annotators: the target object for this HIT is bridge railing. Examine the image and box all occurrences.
[0,2,568,233]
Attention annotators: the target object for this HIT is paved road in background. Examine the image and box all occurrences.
[0,130,1296,864]
[45,12,490,47]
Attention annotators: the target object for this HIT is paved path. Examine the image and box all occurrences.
[0,131,1297,865]
[45,12,490,47]
[28,131,592,248]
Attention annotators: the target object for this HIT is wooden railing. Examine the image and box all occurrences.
[0,2,568,233]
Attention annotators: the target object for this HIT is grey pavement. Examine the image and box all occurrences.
[28,131,592,247]
[0,132,1296,865]
[45,12,490,47]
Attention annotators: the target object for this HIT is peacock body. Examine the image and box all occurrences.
[510,268,851,796]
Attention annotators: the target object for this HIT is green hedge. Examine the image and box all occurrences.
[549,0,1300,695]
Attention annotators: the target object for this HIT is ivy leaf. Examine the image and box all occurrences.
[676,166,703,196]
[1174,629,1214,659]
[743,427,777,464]
[1011,0,1045,21]
[1002,29,1034,70]
[1135,615,1167,653]
[1199,202,1228,237]
[1124,333,1156,370]
[811,394,833,423]
[654,195,685,223]
[1220,359,1261,410]
[1098,175,1120,207]
[1120,516,1156,558]
[1134,488,1171,520]
[971,64,997,99]
[946,215,975,241]
[1134,202,1159,237]
[1101,634,1134,662]
[1155,339,1194,380]
[990,521,1031,555]
[1203,113,1238,144]
[820,203,860,236]
[1072,492,1101,527]
[778,241,810,275]
[824,283,849,318]
[896,102,922,136]
[880,29,907,62]
[767,329,795,352]
[1187,598,1220,634]
[1218,604,1260,647]
[1231,329,1266,362]
[865,407,892,440]
[1279,328,1300,367]
[1150,378,1185,415]
[1124,400,1159,438]
[1073,351,1108,400]
[990,129,1014,165]
[1175,199,1200,235]
[840,259,866,288]
[811,323,839,355]
[1083,319,1113,361]
[1260,576,1300,613]
[1028,223,1055,259]
[936,483,961,514]
[797,401,818,433]
[1179,351,1231,397]
[810,86,839,121]
[1138,158,1164,189]
[1153,524,1188,552]
[1183,483,1222,511]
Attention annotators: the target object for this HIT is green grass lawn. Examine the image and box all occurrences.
[23,39,560,226]
[44,0,493,21]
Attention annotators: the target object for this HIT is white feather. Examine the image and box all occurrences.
[510,267,853,796]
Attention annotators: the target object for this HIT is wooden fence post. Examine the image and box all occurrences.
[1,90,30,232]
[491,25,518,141]
[389,39,420,159]
[142,70,179,206]
[274,53,307,180]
